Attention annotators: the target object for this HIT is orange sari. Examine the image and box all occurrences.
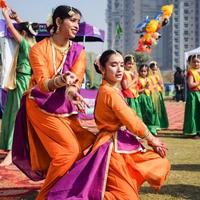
[27,38,95,200]
[93,81,170,200]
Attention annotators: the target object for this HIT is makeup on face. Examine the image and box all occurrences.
[124,61,135,70]
[103,54,124,84]
[60,13,81,38]
[139,67,148,78]
[191,57,200,69]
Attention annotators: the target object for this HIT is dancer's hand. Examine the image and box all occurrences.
[147,137,167,158]
[62,71,78,86]
[53,71,78,88]
[9,9,17,19]
[66,86,90,113]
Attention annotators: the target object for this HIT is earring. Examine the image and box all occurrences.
[56,25,60,33]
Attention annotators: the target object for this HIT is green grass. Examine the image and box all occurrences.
[140,136,200,200]
[16,135,200,200]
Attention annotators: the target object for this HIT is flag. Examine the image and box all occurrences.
[115,23,123,39]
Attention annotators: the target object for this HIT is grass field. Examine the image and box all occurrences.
[141,135,200,200]
[11,135,200,200]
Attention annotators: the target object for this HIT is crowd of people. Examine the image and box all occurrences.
[0,3,199,200]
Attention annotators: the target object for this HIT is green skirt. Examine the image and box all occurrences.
[183,91,200,135]
[138,93,160,135]
[0,73,31,150]
[151,92,169,129]
[127,97,143,120]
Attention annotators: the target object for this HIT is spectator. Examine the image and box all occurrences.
[174,67,185,101]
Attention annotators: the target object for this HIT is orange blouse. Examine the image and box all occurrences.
[187,69,200,91]
[95,80,148,138]
[29,38,86,92]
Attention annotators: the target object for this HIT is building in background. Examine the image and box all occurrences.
[172,0,200,70]
[106,0,200,71]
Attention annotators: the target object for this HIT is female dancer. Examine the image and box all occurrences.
[12,5,95,200]
[47,50,170,200]
[183,54,200,138]
[121,55,142,118]
[137,64,160,135]
[149,61,168,129]
[0,7,39,166]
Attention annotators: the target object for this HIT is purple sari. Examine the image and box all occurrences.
[47,129,144,200]
[30,42,84,116]
[12,42,84,181]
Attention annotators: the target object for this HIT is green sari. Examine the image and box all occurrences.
[138,93,160,135]
[183,91,200,135]
[0,38,32,150]
[151,91,169,129]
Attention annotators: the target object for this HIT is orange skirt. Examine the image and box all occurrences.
[104,149,170,200]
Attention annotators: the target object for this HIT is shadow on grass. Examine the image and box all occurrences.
[16,184,200,200]
[17,190,38,200]
[171,164,200,171]
[141,184,200,200]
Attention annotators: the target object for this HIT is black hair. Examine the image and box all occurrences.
[138,64,148,72]
[176,67,182,72]
[149,62,157,69]
[187,55,192,63]
[99,49,122,70]
[93,62,102,74]
[189,54,200,62]
[48,5,82,33]
[124,55,135,64]
[15,22,39,38]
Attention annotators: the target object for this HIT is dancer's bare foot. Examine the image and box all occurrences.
[0,151,12,166]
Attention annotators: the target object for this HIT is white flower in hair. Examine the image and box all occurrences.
[46,14,53,27]
[27,22,38,36]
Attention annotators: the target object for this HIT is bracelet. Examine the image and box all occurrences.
[141,127,152,140]
[60,74,66,83]
[65,85,78,96]
[141,129,150,139]
[53,76,62,88]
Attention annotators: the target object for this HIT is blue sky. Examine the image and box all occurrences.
[3,0,107,53]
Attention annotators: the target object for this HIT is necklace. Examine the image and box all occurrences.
[50,37,71,56]
[50,38,71,75]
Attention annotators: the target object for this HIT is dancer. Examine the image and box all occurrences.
[0,7,39,166]
[47,50,170,200]
[137,64,160,135]
[149,61,169,129]
[12,5,96,200]
[121,55,142,118]
[183,54,200,138]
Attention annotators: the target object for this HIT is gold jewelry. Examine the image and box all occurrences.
[68,7,75,16]
[53,75,66,88]
[56,25,60,33]
[53,76,61,88]
[50,37,71,56]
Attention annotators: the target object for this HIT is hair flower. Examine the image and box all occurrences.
[46,14,53,27]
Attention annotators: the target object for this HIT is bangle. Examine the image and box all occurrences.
[141,127,152,140]
[53,76,62,88]
[60,74,66,83]
[65,85,78,96]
